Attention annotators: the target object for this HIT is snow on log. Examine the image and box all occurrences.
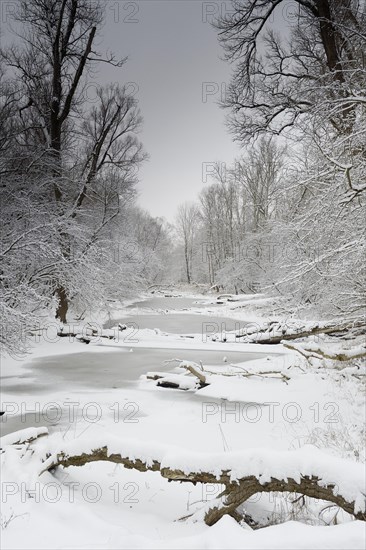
[234,320,366,344]
[178,360,208,386]
[56,324,128,343]
[0,427,48,448]
[145,359,289,392]
[283,341,366,361]
[145,361,207,390]
[145,360,210,390]
[39,435,366,525]
[153,373,199,390]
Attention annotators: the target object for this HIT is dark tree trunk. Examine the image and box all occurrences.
[49,22,96,322]
[316,0,344,80]
[55,286,68,323]
[184,244,191,284]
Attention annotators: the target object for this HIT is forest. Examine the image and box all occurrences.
[0,1,365,549]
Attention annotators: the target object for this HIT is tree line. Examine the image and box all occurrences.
[175,0,365,320]
[0,0,171,355]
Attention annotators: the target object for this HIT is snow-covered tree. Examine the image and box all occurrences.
[2,0,146,323]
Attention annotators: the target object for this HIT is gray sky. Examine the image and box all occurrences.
[97,0,241,221]
[2,0,291,222]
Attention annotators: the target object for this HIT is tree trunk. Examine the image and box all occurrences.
[55,286,68,323]
[185,245,191,284]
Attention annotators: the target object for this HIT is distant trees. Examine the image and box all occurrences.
[173,138,286,290]
[175,134,365,317]
[235,138,286,231]
[200,164,241,279]
[176,203,200,284]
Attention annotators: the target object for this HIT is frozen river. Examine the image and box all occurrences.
[1,295,268,435]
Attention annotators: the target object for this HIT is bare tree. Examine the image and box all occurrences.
[210,0,366,315]
[235,137,286,231]
[2,0,145,322]
[216,0,366,144]
[176,203,200,284]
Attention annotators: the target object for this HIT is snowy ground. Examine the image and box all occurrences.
[0,292,365,549]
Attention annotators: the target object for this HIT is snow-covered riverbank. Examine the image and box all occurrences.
[1,292,365,549]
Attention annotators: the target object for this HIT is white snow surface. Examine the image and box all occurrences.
[1,291,365,549]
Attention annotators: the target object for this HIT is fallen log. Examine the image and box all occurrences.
[56,324,128,343]
[162,359,209,388]
[235,319,366,345]
[57,330,113,341]
[146,371,201,391]
[39,438,366,525]
[283,342,366,362]
[0,427,48,449]
[180,362,208,386]
[146,372,168,381]
[148,359,290,391]
[156,381,182,389]
[204,474,366,526]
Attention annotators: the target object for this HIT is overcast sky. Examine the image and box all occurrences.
[96,0,242,221]
[2,0,292,222]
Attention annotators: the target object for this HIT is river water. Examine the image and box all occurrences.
[1,295,268,436]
